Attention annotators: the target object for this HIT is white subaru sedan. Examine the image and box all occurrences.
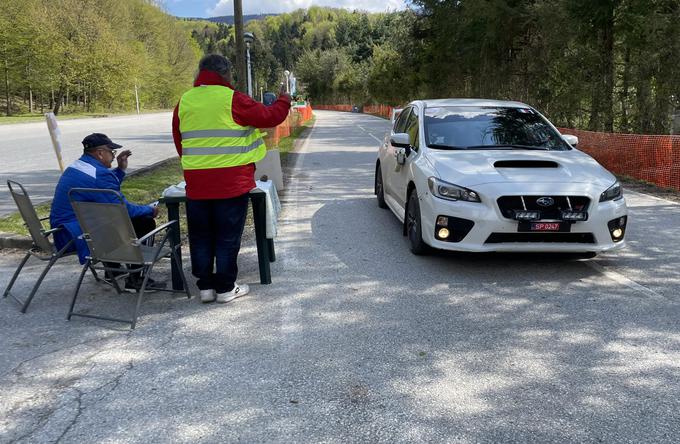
[374,99,628,255]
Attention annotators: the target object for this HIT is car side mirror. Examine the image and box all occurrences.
[562,134,579,146]
[390,132,411,148]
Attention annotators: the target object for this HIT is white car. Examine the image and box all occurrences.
[374,99,628,255]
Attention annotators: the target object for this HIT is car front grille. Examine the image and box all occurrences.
[497,195,590,220]
[485,233,596,244]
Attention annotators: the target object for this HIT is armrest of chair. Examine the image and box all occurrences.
[42,227,61,237]
[39,216,50,221]
[134,220,177,245]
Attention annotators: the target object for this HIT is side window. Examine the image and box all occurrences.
[394,107,411,134]
[404,109,420,151]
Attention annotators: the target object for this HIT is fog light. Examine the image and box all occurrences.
[438,228,450,239]
[436,216,449,226]
[561,211,588,221]
[513,210,541,221]
[608,216,627,242]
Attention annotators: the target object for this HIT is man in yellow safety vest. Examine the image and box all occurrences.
[172,54,291,304]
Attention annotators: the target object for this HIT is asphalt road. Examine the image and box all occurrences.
[0,113,176,216]
[1,110,679,443]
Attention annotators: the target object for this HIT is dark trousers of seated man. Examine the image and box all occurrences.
[186,194,248,294]
[105,216,156,281]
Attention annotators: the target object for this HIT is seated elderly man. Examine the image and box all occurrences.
[49,133,162,291]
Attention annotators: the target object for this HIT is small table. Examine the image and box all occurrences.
[160,189,276,290]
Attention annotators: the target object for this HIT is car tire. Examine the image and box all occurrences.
[406,190,429,255]
[375,164,388,209]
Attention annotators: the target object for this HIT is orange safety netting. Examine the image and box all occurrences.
[262,104,314,148]
[313,104,680,192]
[558,128,680,192]
[313,104,354,112]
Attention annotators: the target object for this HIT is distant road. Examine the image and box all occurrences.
[0,112,176,216]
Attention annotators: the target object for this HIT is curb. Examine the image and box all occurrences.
[0,157,178,252]
[0,231,32,250]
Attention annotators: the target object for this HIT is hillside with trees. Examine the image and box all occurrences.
[2,1,677,134]
[222,3,677,134]
[1,0,200,116]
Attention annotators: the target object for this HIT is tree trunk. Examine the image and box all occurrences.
[53,85,65,115]
[4,58,10,116]
[601,6,615,133]
[619,47,630,133]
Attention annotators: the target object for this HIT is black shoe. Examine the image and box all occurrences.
[125,277,167,293]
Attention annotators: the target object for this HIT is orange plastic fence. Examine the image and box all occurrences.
[263,104,314,148]
[557,128,680,191]
[314,104,680,191]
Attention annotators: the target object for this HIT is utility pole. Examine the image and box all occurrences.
[233,0,246,93]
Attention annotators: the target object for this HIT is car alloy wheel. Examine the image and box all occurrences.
[406,190,428,255]
[375,164,387,209]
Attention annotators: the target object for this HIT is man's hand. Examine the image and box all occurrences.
[116,149,132,171]
[151,205,159,218]
[278,83,291,102]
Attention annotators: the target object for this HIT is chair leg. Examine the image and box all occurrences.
[3,252,31,298]
[89,264,100,282]
[20,256,58,314]
[130,266,152,329]
[172,250,192,299]
[67,261,90,320]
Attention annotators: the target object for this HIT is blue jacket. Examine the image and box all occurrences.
[50,154,153,263]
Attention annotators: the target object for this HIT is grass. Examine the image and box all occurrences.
[0,117,315,237]
[0,109,170,125]
[278,116,315,155]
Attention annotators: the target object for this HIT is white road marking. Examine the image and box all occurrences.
[585,261,666,300]
[356,123,385,144]
[368,133,383,144]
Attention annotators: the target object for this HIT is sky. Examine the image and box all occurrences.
[164,0,408,18]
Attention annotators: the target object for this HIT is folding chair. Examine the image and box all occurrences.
[2,180,98,313]
[67,188,191,328]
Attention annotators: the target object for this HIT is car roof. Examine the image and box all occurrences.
[411,98,531,109]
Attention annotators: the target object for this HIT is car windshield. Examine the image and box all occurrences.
[424,106,571,151]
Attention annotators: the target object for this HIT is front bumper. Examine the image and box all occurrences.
[418,183,628,253]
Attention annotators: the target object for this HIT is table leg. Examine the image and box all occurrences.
[166,201,184,291]
[267,238,276,262]
[251,192,271,285]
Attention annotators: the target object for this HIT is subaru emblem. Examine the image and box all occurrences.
[536,197,554,207]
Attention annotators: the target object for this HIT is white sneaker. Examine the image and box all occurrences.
[216,283,249,304]
[200,289,216,303]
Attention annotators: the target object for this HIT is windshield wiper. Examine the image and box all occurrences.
[464,144,550,151]
[427,143,466,150]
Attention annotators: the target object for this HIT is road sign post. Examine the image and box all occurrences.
[45,112,65,172]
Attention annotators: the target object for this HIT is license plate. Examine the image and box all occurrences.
[518,222,570,232]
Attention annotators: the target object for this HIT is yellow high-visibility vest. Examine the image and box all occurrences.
[178,85,266,170]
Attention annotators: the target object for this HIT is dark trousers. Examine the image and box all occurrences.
[186,194,249,293]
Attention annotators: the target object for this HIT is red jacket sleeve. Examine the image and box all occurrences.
[172,104,182,156]
[232,91,291,128]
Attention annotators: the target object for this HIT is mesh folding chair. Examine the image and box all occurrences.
[67,188,191,328]
[2,180,99,313]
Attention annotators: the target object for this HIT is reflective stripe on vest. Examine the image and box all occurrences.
[178,85,266,170]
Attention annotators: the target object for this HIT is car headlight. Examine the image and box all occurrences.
[427,177,481,202]
[599,181,623,202]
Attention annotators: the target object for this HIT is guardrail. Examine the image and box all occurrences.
[315,104,680,192]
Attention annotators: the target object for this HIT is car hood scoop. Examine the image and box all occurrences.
[494,160,559,168]
[426,150,615,187]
